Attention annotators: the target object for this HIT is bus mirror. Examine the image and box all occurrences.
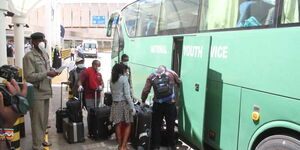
[107,11,120,37]
[106,19,113,37]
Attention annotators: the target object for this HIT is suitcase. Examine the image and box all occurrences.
[66,97,83,122]
[56,82,69,133]
[62,118,85,143]
[88,89,113,140]
[131,105,152,150]
[104,92,112,106]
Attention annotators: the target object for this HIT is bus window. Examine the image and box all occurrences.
[112,29,119,59]
[123,2,139,37]
[199,0,275,31]
[159,0,200,35]
[281,0,299,24]
[136,0,161,37]
[237,0,275,27]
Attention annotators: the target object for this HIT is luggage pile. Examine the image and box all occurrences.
[55,83,114,144]
[55,82,179,148]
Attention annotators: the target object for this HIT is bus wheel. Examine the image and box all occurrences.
[255,135,300,150]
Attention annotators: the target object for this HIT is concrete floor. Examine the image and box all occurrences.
[19,53,193,150]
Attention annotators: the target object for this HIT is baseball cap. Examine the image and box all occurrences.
[75,57,83,63]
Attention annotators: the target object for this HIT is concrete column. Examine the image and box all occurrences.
[13,15,26,68]
[0,0,8,66]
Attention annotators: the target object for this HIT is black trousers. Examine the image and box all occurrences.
[151,102,177,149]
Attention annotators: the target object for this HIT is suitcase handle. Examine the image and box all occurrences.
[79,91,83,109]
[60,82,69,109]
[95,88,104,107]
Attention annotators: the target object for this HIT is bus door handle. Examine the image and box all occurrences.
[195,83,199,92]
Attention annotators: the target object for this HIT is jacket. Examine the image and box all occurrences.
[23,48,52,99]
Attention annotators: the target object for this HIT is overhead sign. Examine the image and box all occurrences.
[92,16,106,25]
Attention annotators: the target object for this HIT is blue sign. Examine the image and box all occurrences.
[92,16,106,25]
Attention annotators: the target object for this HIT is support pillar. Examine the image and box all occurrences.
[0,0,8,66]
[12,15,26,68]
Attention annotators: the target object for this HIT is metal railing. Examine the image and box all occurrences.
[61,49,71,60]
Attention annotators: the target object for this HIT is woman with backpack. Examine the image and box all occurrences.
[110,63,135,150]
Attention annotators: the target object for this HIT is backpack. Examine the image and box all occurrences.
[152,72,173,100]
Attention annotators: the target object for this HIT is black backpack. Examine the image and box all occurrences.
[152,73,172,99]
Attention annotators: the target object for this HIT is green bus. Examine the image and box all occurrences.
[107,0,300,149]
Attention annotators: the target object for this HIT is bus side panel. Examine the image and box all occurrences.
[178,35,211,149]
[204,80,241,150]
[238,89,300,150]
[123,36,173,101]
[208,27,300,99]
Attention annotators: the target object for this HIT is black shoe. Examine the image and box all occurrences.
[42,142,52,147]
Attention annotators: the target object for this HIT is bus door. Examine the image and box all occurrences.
[178,35,211,149]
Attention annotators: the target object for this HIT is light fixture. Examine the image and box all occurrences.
[4,11,14,17]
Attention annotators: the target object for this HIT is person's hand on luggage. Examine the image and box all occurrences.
[131,108,136,116]
[98,85,103,91]
[78,85,84,92]
[140,101,145,107]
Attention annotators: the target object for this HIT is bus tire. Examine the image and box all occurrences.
[255,135,300,150]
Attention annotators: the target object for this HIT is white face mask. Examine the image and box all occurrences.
[38,42,46,51]
[77,64,85,69]
[97,67,101,72]
[123,62,128,66]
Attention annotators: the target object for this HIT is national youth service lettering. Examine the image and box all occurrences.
[150,45,167,54]
[183,45,229,59]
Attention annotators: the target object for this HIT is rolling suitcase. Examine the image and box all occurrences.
[88,89,113,140]
[104,92,112,106]
[131,105,152,150]
[56,82,69,133]
[66,96,83,122]
[62,118,85,143]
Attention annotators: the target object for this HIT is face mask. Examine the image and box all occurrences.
[38,42,46,51]
[97,67,101,72]
[77,64,85,69]
[123,62,128,66]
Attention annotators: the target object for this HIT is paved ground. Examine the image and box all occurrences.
[19,52,193,150]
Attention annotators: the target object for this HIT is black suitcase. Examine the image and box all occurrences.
[66,97,83,122]
[56,82,69,133]
[88,89,113,140]
[131,105,152,150]
[62,118,85,143]
[104,92,112,106]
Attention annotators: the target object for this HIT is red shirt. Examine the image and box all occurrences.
[80,67,104,99]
